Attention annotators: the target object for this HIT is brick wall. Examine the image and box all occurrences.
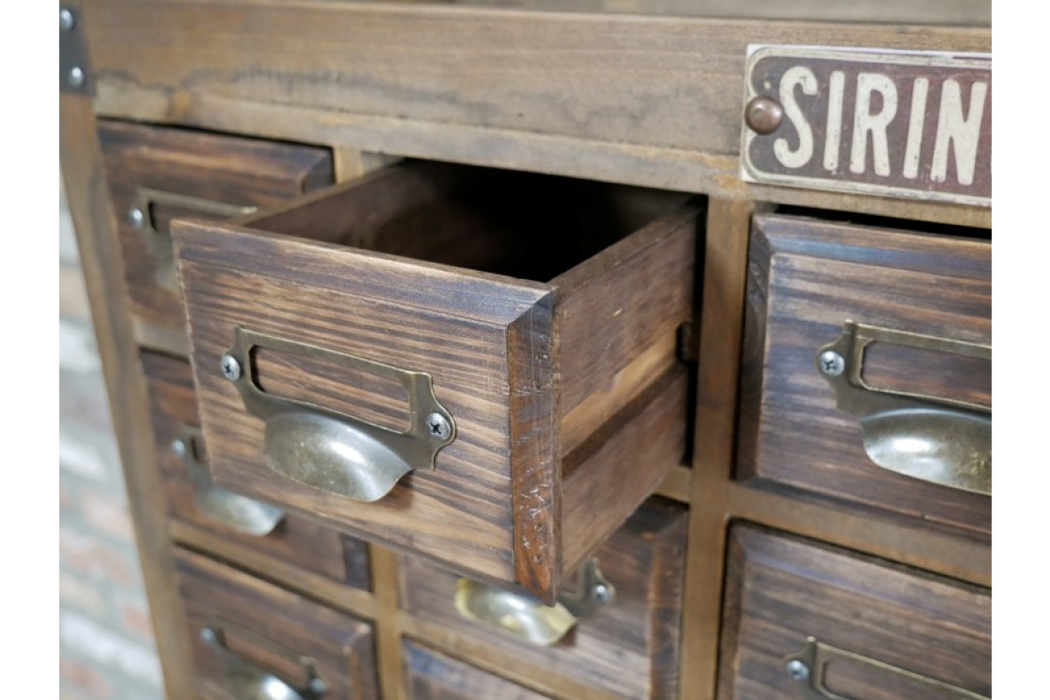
[60,185,164,700]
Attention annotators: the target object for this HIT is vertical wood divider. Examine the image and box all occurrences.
[678,198,767,700]
[60,93,198,698]
[370,545,407,700]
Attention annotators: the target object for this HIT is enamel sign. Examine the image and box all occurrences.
[741,46,991,206]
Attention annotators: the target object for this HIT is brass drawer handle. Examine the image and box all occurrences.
[200,625,329,699]
[173,426,285,537]
[785,637,989,700]
[222,327,456,502]
[816,321,991,495]
[454,558,614,646]
[129,187,255,292]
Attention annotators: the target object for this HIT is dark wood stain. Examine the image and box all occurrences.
[401,498,688,699]
[176,548,379,699]
[718,524,991,699]
[172,161,698,599]
[737,214,991,533]
[141,351,372,591]
[96,120,333,352]
[403,640,552,700]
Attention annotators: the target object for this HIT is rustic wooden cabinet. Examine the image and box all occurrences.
[60,1,991,698]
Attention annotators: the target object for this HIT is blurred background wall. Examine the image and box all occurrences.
[60,183,164,700]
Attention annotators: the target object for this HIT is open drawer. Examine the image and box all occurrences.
[173,161,700,601]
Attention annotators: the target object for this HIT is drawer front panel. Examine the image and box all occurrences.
[98,120,333,347]
[401,498,688,699]
[403,640,552,700]
[176,548,379,700]
[173,161,698,601]
[738,214,990,532]
[719,525,991,699]
[142,351,371,591]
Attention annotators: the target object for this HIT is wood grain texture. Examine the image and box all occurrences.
[727,481,990,586]
[371,545,409,700]
[176,548,379,700]
[83,0,989,221]
[561,366,689,569]
[173,162,694,599]
[371,0,990,25]
[96,119,332,354]
[61,91,196,699]
[718,525,991,699]
[401,498,688,700]
[403,641,552,700]
[679,198,762,700]
[738,214,991,533]
[507,297,560,603]
[140,351,373,591]
[554,201,698,439]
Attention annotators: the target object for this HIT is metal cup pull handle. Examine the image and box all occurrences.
[785,637,989,700]
[200,625,329,700]
[223,327,455,503]
[454,558,615,646]
[173,426,285,537]
[129,187,256,292]
[816,321,991,495]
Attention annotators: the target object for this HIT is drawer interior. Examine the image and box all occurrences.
[241,160,692,282]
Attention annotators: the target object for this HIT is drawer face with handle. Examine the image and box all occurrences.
[719,525,991,699]
[142,351,371,591]
[176,548,379,700]
[97,120,333,351]
[738,214,990,533]
[403,640,552,700]
[173,161,699,601]
[401,498,687,699]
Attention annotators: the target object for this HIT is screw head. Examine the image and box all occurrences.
[819,350,845,377]
[425,412,452,441]
[220,354,242,381]
[745,96,784,135]
[785,658,810,682]
[593,583,612,603]
[67,66,86,88]
[127,207,146,229]
[308,677,329,695]
[171,438,187,458]
[199,627,218,645]
[60,8,76,31]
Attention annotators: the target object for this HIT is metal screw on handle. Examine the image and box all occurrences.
[786,658,810,682]
[818,350,845,377]
[221,354,243,381]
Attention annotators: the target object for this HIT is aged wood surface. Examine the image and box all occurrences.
[371,545,409,700]
[718,525,991,699]
[141,351,374,591]
[176,548,380,699]
[507,297,560,603]
[61,92,197,699]
[97,119,332,355]
[403,640,552,700]
[738,214,991,533]
[402,498,688,700]
[378,0,990,24]
[84,0,989,225]
[554,202,697,441]
[727,482,990,586]
[678,198,760,700]
[172,521,377,619]
[173,163,695,599]
[655,464,691,504]
[561,367,688,569]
